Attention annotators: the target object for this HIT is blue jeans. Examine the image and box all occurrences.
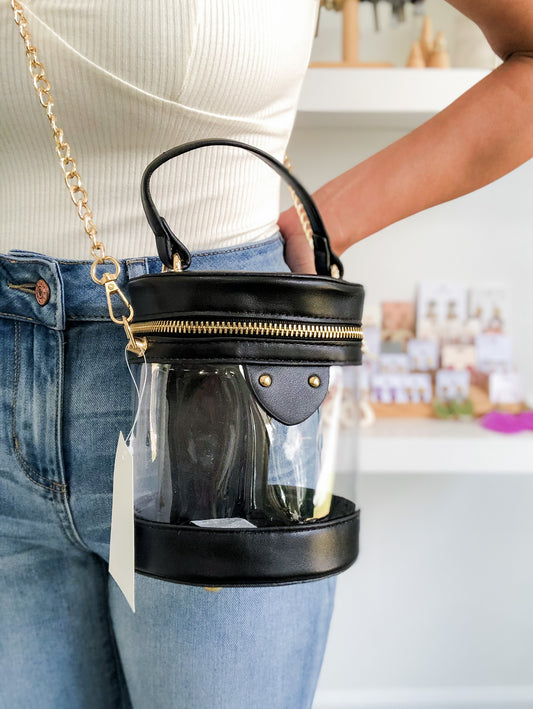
[0,234,336,709]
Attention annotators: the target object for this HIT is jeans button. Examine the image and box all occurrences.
[35,278,50,306]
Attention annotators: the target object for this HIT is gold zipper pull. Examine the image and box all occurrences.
[123,316,148,357]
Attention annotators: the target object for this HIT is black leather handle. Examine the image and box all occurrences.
[141,139,343,277]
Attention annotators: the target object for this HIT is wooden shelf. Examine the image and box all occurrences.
[295,67,489,130]
[338,418,533,474]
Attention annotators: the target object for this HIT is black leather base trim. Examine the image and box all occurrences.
[134,496,359,587]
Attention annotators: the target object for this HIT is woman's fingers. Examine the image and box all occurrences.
[278,206,316,274]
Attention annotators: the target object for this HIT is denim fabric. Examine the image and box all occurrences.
[0,234,336,709]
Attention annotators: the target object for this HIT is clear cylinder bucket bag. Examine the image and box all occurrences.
[128,140,365,586]
[12,0,365,588]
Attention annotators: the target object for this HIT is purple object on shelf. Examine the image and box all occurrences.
[520,411,533,430]
[480,411,533,434]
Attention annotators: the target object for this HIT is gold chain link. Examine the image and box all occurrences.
[11,0,99,254]
[283,154,315,250]
[10,0,145,353]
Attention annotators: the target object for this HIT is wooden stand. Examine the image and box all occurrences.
[419,15,433,65]
[406,40,425,68]
[372,401,434,418]
[310,0,392,68]
[428,31,451,69]
[372,385,527,419]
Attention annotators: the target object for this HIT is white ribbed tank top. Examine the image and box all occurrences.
[1,0,319,259]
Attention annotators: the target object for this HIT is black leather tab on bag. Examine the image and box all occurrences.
[243,364,329,425]
[135,496,359,587]
[156,217,192,271]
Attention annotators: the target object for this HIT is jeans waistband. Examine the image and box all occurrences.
[0,234,284,330]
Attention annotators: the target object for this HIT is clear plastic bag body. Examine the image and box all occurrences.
[131,363,358,529]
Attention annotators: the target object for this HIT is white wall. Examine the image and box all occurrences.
[314,474,533,708]
[282,4,533,707]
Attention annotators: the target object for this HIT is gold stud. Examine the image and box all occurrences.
[259,374,272,387]
[308,375,321,388]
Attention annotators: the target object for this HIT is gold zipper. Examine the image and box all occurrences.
[130,318,364,341]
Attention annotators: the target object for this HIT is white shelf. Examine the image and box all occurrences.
[339,418,533,474]
[295,68,490,130]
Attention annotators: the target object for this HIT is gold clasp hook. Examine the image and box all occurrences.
[90,255,120,285]
[90,256,146,354]
[90,255,134,325]
[104,280,134,324]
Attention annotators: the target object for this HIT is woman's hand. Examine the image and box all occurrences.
[277,204,315,274]
[278,184,352,274]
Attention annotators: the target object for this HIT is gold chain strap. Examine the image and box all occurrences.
[10,0,145,354]
[282,155,315,250]
[11,2,98,251]
[11,0,317,350]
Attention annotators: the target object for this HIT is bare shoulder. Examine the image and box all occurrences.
[445,0,533,59]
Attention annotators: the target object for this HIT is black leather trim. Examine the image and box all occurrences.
[128,272,364,323]
[134,496,359,586]
[133,338,362,365]
[127,269,364,364]
[243,364,330,425]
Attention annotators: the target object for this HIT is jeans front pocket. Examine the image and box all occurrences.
[0,318,20,490]
[11,319,66,493]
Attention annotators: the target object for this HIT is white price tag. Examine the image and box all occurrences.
[435,369,470,401]
[441,344,476,370]
[475,334,513,373]
[489,372,524,405]
[407,339,439,371]
[379,353,410,374]
[109,432,135,612]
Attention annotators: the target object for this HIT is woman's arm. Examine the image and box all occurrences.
[280,0,533,272]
